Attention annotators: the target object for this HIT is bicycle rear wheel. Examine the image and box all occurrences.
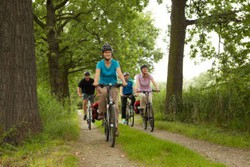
[128,105,134,127]
[148,104,154,132]
[109,105,116,147]
[142,109,147,130]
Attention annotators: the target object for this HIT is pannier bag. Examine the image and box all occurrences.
[134,100,140,114]
[91,101,99,120]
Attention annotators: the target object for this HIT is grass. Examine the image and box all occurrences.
[0,88,80,166]
[0,112,80,166]
[95,121,225,167]
[155,120,250,149]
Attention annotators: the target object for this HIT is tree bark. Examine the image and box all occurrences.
[0,0,42,144]
[165,0,187,114]
[45,0,72,100]
[46,0,65,100]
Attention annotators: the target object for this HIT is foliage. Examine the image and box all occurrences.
[162,63,250,132]
[186,0,250,74]
[33,0,163,89]
[0,86,80,166]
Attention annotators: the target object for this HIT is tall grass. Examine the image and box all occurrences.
[0,87,80,166]
[153,82,250,132]
[181,84,250,132]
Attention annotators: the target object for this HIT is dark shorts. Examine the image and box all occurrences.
[82,93,95,103]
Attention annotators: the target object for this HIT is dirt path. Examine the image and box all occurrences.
[72,112,250,167]
[70,111,137,167]
[132,117,250,167]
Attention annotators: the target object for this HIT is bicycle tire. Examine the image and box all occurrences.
[104,113,109,142]
[126,105,129,126]
[87,106,92,130]
[109,105,116,147]
[128,105,134,127]
[142,109,147,130]
[148,104,154,132]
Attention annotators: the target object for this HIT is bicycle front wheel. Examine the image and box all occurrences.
[87,107,92,130]
[148,104,154,132]
[142,109,147,130]
[104,113,109,142]
[109,105,116,147]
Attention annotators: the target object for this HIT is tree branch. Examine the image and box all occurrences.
[186,10,242,26]
[33,13,46,29]
[55,0,69,11]
[68,67,88,74]
[60,46,69,54]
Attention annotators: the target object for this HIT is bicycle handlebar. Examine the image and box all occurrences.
[137,89,160,93]
[122,94,135,98]
[98,83,123,88]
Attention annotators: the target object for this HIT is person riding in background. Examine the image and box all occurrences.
[93,43,127,136]
[120,72,135,124]
[77,71,96,120]
[135,65,159,113]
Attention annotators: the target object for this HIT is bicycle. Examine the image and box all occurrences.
[84,96,94,130]
[123,95,135,127]
[138,90,159,132]
[99,83,122,147]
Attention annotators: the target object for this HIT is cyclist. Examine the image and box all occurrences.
[77,71,96,120]
[120,72,135,124]
[135,65,159,113]
[93,43,127,136]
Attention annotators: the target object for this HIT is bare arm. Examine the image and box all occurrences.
[93,68,100,86]
[120,87,123,96]
[117,67,127,86]
[135,76,140,92]
[151,77,159,90]
[77,87,82,97]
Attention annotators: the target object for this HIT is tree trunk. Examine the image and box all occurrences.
[0,0,42,144]
[62,70,70,99]
[46,0,62,99]
[165,0,187,114]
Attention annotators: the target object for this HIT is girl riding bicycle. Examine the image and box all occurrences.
[135,65,159,113]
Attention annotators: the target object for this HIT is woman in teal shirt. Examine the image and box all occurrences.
[93,43,127,136]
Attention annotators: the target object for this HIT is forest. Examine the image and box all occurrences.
[0,0,249,166]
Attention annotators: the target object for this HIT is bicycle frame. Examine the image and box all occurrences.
[123,95,135,127]
[139,90,158,132]
[86,96,92,130]
[99,84,122,147]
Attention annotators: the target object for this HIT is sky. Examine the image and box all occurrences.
[145,0,214,82]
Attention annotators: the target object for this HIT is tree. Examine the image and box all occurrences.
[0,0,42,144]
[164,0,249,113]
[33,0,163,100]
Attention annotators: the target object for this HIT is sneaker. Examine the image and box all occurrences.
[122,119,127,124]
[83,115,87,120]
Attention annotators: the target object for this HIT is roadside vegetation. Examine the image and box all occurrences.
[0,87,80,166]
[95,122,224,167]
[153,70,250,149]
